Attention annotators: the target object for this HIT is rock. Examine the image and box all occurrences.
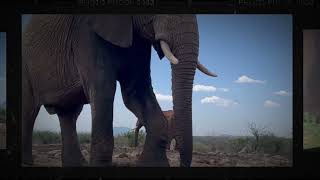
[207,151,218,156]
[47,150,60,157]
[118,153,129,158]
[81,149,89,157]
[239,146,249,154]
[54,152,60,159]
[169,139,176,151]
[195,158,211,164]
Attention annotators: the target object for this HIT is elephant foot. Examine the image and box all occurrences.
[22,154,34,166]
[90,155,113,167]
[89,160,112,167]
[62,150,88,167]
[136,151,169,167]
[62,157,88,167]
[136,160,169,167]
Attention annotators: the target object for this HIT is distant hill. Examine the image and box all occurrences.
[113,127,131,136]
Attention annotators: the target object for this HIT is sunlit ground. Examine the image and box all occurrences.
[0,106,6,149]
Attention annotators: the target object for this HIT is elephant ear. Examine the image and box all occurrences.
[152,41,165,59]
[90,15,133,48]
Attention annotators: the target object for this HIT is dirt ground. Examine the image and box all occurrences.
[0,123,6,149]
[29,143,291,167]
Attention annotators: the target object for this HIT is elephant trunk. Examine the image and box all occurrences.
[171,41,198,166]
[153,15,200,166]
[171,58,196,167]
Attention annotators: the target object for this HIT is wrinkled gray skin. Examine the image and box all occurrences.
[304,30,320,121]
[22,15,202,167]
[135,110,178,150]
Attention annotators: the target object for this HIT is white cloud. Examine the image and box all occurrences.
[201,96,238,107]
[155,93,173,102]
[273,90,291,96]
[234,75,265,84]
[218,88,229,92]
[193,84,229,92]
[193,84,217,92]
[263,100,280,108]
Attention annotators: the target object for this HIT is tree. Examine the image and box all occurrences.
[248,122,267,152]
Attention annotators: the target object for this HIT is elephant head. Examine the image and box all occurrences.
[132,15,216,166]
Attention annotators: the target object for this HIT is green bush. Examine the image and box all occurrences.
[33,131,92,145]
[188,135,292,158]
[114,134,128,147]
[135,130,146,147]
[229,137,250,153]
[124,131,136,147]
[78,132,91,144]
[257,134,281,153]
[193,141,211,153]
[0,108,5,123]
[0,108,5,114]
[32,131,61,144]
[119,130,146,147]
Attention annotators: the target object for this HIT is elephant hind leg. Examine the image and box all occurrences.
[22,77,40,165]
[57,105,87,167]
[22,102,40,165]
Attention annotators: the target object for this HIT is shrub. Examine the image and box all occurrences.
[116,130,146,147]
[32,131,93,145]
[0,108,5,123]
[78,132,91,144]
[193,141,211,153]
[135,130,146,147]
[32,131,61,144]
[123,131,136,147]
[229,137,250,153]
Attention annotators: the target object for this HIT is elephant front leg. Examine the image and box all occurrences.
[139,105,169,167]
[121,86,169,167]
[88,83,117,167]
[75,34,119,166]
[76,61,117,166]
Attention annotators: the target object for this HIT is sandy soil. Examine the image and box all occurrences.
[29,143,291,167]
[0,123,6,149]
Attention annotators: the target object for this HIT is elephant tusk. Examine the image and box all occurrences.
[197,62,218,77]
[160,41,179,64]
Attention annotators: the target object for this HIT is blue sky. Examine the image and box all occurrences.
[22,15,292,137]
[0,32,6,104]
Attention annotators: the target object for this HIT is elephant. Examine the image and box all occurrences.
[134,110,179,150]
[303,30,320,122]
[22,15,216,167]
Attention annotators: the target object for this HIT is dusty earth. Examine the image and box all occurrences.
[29,144,291,167]
[0,123,6,149]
